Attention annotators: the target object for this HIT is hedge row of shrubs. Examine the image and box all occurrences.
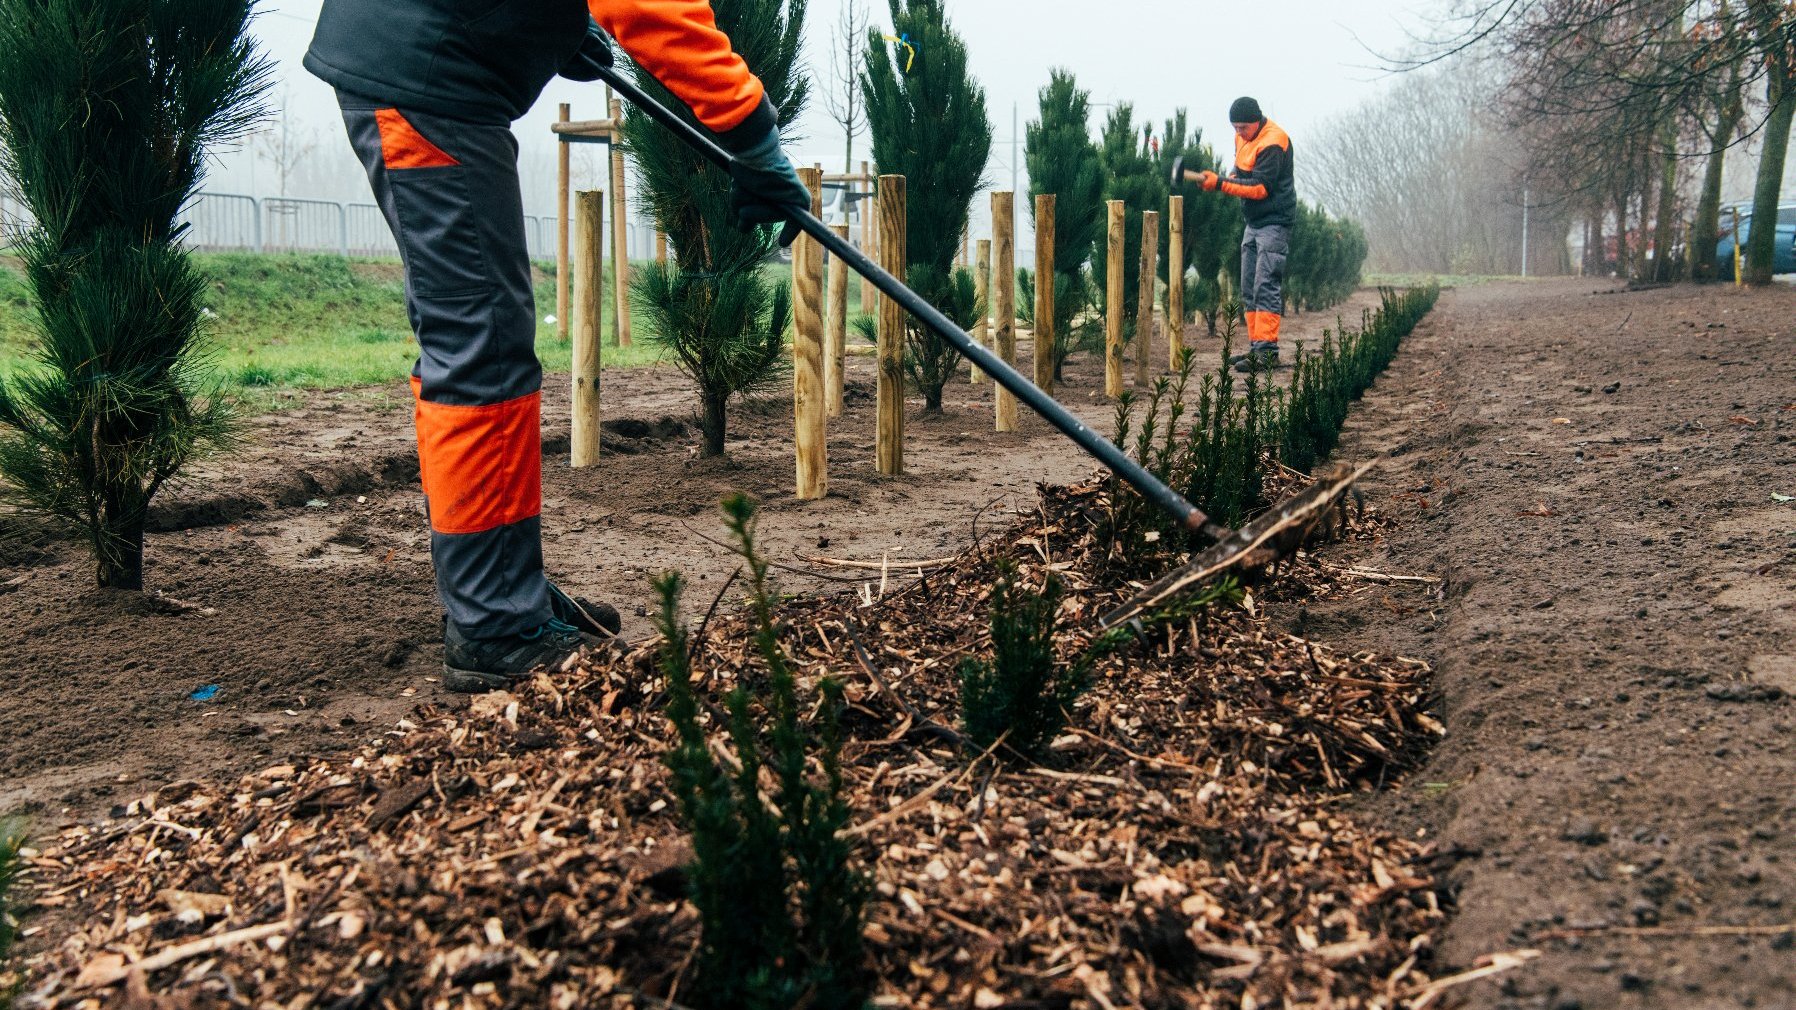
[1104,284,1440,571]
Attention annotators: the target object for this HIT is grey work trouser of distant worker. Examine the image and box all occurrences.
[1240,222,1289,349]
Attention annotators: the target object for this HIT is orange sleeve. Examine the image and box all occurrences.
[590,0,766,133]
[1220,178,1269,201]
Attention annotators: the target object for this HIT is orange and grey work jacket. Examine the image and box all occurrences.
[305,0,773,144]
[1221,120,1296,229]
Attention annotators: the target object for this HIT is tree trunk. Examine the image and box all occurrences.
[700,390,728,457]
[1612,195,1629,277]
[1745,63,1796,286]
[96,505,145,590]
[1650,135,1681,282]
[1691,87,1746,282]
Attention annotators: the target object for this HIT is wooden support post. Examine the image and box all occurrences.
[992,191,1017,432]
[1136,209,1160,386]
[971,238,991,384]
[608,98,632,347]
[793,168,827,500]
[571,190,604,466]
[1168,195,1185,370]
[862,164,878,317]
[876,174,906,475]
[655,228,667,265]
[827,223,849,417]
[556,103,571,342]
[1105,200,1125,398]
[1034,194,1056,393]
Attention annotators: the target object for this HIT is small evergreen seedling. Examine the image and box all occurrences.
[0,817,25,1009]
[959,565,1091,760]
[653,495,869,1010]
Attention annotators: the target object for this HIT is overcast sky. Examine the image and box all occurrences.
[231,0,1440,239]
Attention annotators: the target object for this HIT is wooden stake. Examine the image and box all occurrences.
[1034,193,1056,393]
[608,98,632,347]
[655,228,667,266]
[1168,195,1185,370]
[1105,200,1125,398]
[1137,209,1160,386]
[556,103,571,342]
[862,161,878,317]
[793,167,827,500]
[572,190,604,467]
[971,238,991,384]
[992,191,1017,432]
[876,174,906,476]
[827,222,849,417]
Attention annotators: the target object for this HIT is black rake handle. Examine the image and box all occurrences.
[595,63,1219,535]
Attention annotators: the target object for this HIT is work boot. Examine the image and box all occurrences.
[1230,343,1281,373]
[548,582,622,638]
[442,618,601,694]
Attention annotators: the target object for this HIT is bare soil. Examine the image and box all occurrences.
[1276,278,1796,1008]
[10,278,1792,1007]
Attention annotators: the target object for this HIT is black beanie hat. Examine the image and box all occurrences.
[1229,96,1263,124]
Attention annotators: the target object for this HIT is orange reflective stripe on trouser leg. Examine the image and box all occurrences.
[1244,311,1266,345]
[414,391,542,535]
[375,108,461,170]
[1260,313,1281,345]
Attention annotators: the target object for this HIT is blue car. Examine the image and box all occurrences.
[1716,203,1796,275]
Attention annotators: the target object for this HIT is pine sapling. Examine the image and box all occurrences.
[959,565,1091,760]
[652,494,870,1010]
[0,817,24,1009]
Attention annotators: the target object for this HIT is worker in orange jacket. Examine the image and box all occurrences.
[306,2,808,692]
[1182,97,1296,373]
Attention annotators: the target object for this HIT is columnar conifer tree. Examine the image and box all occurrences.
[1025,70,1103,374]
[624,0,808,457]
[0,0,270,590]
[861,0,992,411]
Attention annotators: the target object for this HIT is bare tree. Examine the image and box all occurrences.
[1393,0,1786,283]
[821,0,869,173]
[253,89,317,199]
[1308,61,1568,275]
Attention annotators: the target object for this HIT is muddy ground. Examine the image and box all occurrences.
[6,279,1795,1007]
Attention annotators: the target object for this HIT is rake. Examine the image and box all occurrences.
[584,46,1368,629]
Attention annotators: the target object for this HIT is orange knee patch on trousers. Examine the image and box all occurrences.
[413,387,541,535]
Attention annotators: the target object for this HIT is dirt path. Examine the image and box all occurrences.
[1281,278,1796,1008]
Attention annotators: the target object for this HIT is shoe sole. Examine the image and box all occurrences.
[442,664,525,694]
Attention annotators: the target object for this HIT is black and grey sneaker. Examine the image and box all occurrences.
[442,618,599,694]
[1231,344,1282,373]
[547,582,622,638]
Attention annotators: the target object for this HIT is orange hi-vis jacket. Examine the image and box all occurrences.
[1220,119,1296,229]
[305,0,772,141]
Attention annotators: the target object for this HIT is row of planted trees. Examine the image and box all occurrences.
[1024,70,1367,350]
[631,0,1371,458]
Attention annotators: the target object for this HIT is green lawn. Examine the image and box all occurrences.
[0,252,673,397]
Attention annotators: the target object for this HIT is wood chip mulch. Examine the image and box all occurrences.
[21,473,1462,1010]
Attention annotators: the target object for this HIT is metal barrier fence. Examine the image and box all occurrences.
[1,191,662,262]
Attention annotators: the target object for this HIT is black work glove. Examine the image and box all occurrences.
[726,124,808,248]
[559,19,615,82]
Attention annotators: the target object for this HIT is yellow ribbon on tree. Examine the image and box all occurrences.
[881,32,917,73]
